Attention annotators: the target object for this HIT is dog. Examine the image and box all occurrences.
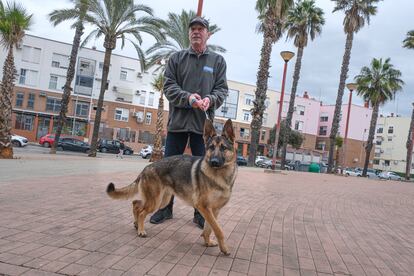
[106,119,237,255]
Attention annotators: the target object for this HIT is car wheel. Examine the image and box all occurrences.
[388,177,391,180]
[100,148,107,153]
[346,173,350,176]
[124,150,131,155]
[12,140,21,147]
[43,142,50,148]
[86,149,91,154]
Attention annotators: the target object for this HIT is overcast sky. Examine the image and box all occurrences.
[24,0,414,116]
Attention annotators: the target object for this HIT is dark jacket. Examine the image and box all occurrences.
[164,48,228,134]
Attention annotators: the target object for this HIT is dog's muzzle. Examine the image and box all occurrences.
[209,157,223,168]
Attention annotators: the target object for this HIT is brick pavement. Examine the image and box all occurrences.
[1,154,414,275]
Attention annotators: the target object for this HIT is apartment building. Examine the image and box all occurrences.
[373,115,414,174]
[1,34,373,161]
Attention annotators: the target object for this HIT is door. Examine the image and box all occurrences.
[37,117,51,140]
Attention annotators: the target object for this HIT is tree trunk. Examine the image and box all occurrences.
[150,90,164,162]
[327,32,354,173]
[281,46,303,168]
[0,47,16,159]
[89,37,114,157]
[362,102,379,176]
[50,22,84,154]
[405,103,414,180]
[248,22,275,166]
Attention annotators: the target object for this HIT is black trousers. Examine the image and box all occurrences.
[164,131,205,215]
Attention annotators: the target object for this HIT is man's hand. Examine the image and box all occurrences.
[189,93,202,108]
[201,97,210,111]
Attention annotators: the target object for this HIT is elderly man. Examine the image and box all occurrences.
[149,17,228,228]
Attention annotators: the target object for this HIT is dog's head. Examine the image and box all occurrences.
[203,119,236,168]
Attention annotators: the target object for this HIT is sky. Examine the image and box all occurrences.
[23,0,414,117]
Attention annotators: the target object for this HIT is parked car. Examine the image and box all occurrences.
[140,145,153,159]
[39,134,59,147]
[259,159,273,169]
[255,155,270,166]
[97,139,134,155]
[343,167,361,177]
[236,156,247,166]
[11,134,28,147]
[57,138,90,153]
[379,171,403,181]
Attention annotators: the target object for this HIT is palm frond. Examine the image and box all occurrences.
[403,30,414,49]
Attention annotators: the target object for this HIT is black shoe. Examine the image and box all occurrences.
[150,207,173,224]
[193,212,205,229]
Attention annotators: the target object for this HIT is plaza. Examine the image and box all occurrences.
[0,149,413,275]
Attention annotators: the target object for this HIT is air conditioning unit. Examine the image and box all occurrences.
[112,86,118,92]
[39,91,47,97]
[135,90,141,96]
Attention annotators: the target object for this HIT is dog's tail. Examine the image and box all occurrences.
[106,176,141,200]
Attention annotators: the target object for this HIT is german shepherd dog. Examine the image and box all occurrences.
[106,119,237,255]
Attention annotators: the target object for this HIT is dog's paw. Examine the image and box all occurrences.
[205,240,218,247]
[137,230,147,238]
[220,245,230,256]
[133,221,138,230]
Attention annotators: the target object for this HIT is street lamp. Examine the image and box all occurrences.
[272,51,295,169]
[197,0,204,16]
[342,82,357,168]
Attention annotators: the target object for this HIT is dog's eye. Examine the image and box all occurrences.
[209,144,215,150]
[220,145,227,151]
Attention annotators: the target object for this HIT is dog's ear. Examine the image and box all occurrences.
[203,119,216,144]
[222,119,235,143]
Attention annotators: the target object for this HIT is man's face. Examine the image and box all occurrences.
[189,24,210,49]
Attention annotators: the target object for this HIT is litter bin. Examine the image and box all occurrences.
[308,162,320,173]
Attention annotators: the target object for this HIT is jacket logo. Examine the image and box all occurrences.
[203,66,214,73]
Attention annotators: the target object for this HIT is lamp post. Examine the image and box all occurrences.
[342,82,357,168]
[197,0,204,16]
[272,51,295,169]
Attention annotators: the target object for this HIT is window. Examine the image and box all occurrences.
[114,108,129,122]
[148,92,155,106]
[213,122,224,134]
[19,69,38,86]
[15,93,24,107]
[374,153,381,158]
[27,93,35,109]
[75,102,89,117]
[49,75,58,90]
[377,127,383,134]
[376,140,382,146]
[243,110,250,121]
[388,126,394,134]
[263,113,268,124]
[215,89,238,119]
[294,120,304,131]
[387,136,393,142]
[316,142,326,151]
[297,105,305,116]
[139,91,146,105]
[319,126,327,136]
[245,94,254,106]
[51,53,69,69]
[99,62,103,70]
[384,160,390,166]
[320,113,328,122]
[22,45,41,63]
[373,159,380,165]
[46,97,61,112]
[120,70,127,80]
[145,112,152,125]
[240,128,249,139]
[14,114,34,130]
[261,130,266,141]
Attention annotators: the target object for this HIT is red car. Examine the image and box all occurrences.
[39,134,68,147]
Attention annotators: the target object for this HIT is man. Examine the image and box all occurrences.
[149,17,228,228]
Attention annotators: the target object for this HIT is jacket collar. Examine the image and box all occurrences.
[188,46,210,56]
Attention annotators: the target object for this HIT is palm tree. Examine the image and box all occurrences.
[280,0,325,168]
[0,1,32,159]
[84,0,164,157]
[355,58,404,176]
[403,30,414,49]
[403,31,414,180]
[406,103,414,180]
[48,0,90,154]
[149,73,165,162]
[248,0,294,166]
[334,136,343,172]
[327,0,380,173]
[145,9,224,69]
